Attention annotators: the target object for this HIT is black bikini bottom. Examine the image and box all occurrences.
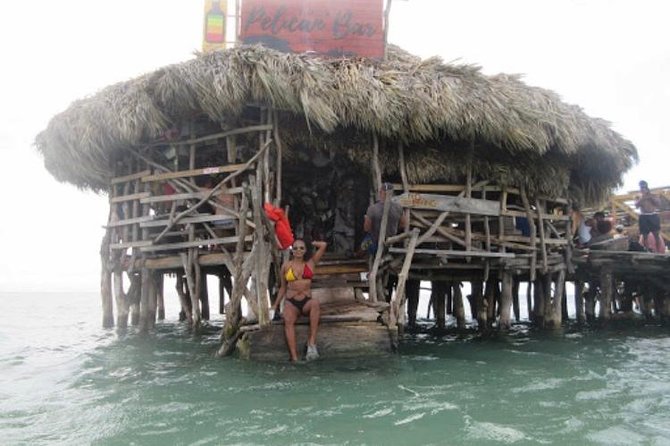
[287,297,311,312]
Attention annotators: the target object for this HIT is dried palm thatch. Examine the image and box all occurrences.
[35,45,636,203]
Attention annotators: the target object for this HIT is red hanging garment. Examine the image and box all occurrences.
[263,203,294,249]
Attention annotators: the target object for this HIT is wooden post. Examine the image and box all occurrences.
[542,273,553,326]
[574,280,585,324]
[156,272,165,320]
[113,269,128,328]
[485,279,497,328]
[433,281,446,329]
[533,277,545,326]
[600,268,613,322]
[499,271,513,330]
[465,163,472,253]
[200,272,210,320]
[526,280,535,322]
[520,186,537,281]
[251,175,270,326]
[406,279,420,327]
[512,278,520,322]
[584,283,596,323]
[100,229,114,328]
[551,269,566,328]
[176,274,192,324]
[398,141,410,234]
[472,280,487,330]
[139,267,152,332]
[128,273,141,326]
[391,229,419,330]
[453,282,466,329]
[371,134,382,192]
[273,110,283,204]
[369,192,392,302]
[536,199,548,274]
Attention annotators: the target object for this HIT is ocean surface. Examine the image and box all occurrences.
[2,289,670,446]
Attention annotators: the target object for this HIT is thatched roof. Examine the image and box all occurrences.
[35,45,637,204]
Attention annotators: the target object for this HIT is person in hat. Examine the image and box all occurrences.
[635,180,664,253]
[362,182,408,255]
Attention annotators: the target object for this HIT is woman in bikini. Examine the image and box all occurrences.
[272,239,327,361]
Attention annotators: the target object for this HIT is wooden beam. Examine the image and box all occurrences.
[110,192,150,204]
[396,192,501,216]
[142,163,250,183]
[140,235,253,252]
[111,170,151,185]
[389,248,516,258]
[105,215,154,228]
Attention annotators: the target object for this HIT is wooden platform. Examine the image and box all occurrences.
[236,299,394,361]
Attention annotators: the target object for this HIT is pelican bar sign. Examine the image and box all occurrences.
[240,0,385,58]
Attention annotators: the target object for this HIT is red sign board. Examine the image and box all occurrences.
[240,0,385,58]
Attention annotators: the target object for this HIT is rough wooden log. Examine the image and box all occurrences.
[520,186,537,281]
[156,273,165,320]
[499,272,513,330]
[100,229,114,328]
[536,199,549,274]
[369,192,392,302]
[176,274,192,324]
[600,268,613,321]
[391,229,419,329]
[453,282,466,329]
[433,281,447,329]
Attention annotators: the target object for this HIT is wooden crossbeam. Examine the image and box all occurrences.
[141,163,250,183]
[110,192,150,204]
[140,235,252,252]
[389,247,516,258]
[111,170,151,185]
[140,213,237,228]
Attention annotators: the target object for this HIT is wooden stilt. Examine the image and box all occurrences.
[584,283,596,323]
[453,282,465,329]
[200,272,210,321]
[369,192,392,302]
[526,280,533,322]
[391,229,419,330]
[533,277,544,325]
[550,269,566,328]
[434,281,446,329]
[139,267,152,332]
[156,272,165,320]
[100,230,114,328]
[128,273,141,326]
[176,274,192,324]
[499,271,513,330]
[113,269,128,328]
[512,278,520,322]
[472,280,487,331]
[406,279,420,327]
[574,280,585,324]
[485,279,496,328]
[599,268,613,322]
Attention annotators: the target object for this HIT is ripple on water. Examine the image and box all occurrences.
[586,426,646,445]
[464,416,530,444]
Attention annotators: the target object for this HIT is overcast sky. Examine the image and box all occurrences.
[0,0,668,292]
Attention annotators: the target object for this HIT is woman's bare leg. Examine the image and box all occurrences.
[283,303,300,361]
[304,299,321,346]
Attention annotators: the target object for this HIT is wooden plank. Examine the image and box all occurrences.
[105,215,154,228]
[315,264,369,275]
[111,169,151,185]
[139,187,243,204]
[110,192,150,204]
[396,192,501,216]
[141,163,251,183]
[110,240,153,249]
[389,248,516,258]
[501,209,570,221]
[141,213,237,228]
[140,235,253,252]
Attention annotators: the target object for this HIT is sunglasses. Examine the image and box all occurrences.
[292,246,306,251]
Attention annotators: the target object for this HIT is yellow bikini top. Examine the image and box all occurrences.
[285,263,313,282]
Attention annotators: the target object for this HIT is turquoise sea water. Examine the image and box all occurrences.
[2,291,670,445]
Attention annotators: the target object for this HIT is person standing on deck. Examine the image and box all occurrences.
[363,182,408,254]
[635,180,665,253]
[272,239,327,362]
